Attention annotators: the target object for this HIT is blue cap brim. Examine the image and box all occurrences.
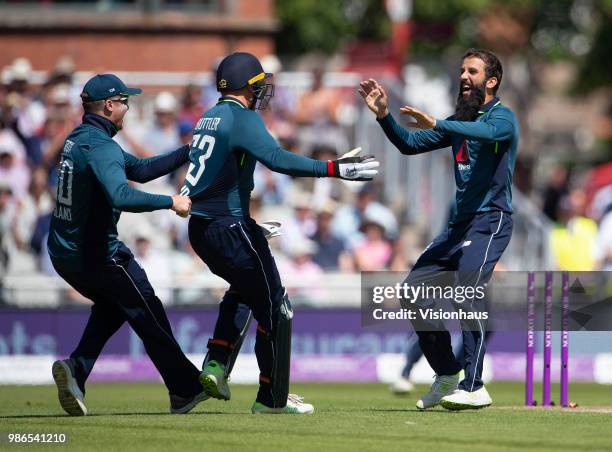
[120,87,142,96]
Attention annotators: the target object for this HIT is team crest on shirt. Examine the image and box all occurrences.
[455,140,470,171]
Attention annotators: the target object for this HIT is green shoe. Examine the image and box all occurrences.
[251,394,314,414]
[199,360,230,401]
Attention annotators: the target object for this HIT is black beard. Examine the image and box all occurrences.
[455,83,486,121]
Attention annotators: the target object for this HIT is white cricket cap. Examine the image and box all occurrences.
[154,91,178,113]
[10,58,33,82]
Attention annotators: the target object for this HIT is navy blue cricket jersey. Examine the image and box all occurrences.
[181,97,328,218]
[48,113,189,270]
[378,97,519,224]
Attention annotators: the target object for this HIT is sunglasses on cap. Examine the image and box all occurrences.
[109,96,129,106]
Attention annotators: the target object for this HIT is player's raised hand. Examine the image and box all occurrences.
[329,147,380,181]
[358,79,389,119]
[171,194,192,218]
[400,106,437,129]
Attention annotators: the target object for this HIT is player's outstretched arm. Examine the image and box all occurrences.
[359,79,450,155]
[434,112,516,142]
[401,105,515,143]
[234,113,379,181]
[88,142,176,213]
[124,144,190,183]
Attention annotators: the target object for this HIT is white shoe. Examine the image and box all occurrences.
[251,394,314,414]
[440,387,493,411]
[390,377,415,395]
[416,372,460,410]
[52,360,87,416]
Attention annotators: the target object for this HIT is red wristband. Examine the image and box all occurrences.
[327,160,335,177]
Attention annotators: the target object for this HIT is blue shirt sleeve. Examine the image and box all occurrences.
[87,141,173,212]
[434,109,515,142]
[123,144,190,183]
[377,113,451,154]
[232,111,328,177]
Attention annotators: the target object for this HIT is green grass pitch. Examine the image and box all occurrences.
[1,382,611,451]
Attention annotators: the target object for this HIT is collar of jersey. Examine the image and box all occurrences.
[82,112,119,137]
[478,96,501,115]
[217,96,247,109]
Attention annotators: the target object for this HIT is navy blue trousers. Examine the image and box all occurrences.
[401,332,463,378]
[405,211,512,391]
[52,244,202,398]
[189,215,285,407]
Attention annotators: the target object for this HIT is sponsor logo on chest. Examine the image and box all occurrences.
[455,140,471,171]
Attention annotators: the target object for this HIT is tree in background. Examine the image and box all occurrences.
[275,0,610,67]
[275,0,389,56]
[575,4,611,92]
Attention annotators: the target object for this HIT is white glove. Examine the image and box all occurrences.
[331,147,380,181]
[260,221,282,240]
[340,147,363,159]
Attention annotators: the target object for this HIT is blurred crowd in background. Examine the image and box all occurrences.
[0,55,408,289]
[0,47,610,305]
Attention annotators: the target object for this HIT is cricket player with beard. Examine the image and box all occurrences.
[359,49,518,410]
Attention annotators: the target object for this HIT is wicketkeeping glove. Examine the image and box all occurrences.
[260,221,282,240]
[327,147,380,181]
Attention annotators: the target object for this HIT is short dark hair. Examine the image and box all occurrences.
[463,48,503,94]
[81,95,105,114]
